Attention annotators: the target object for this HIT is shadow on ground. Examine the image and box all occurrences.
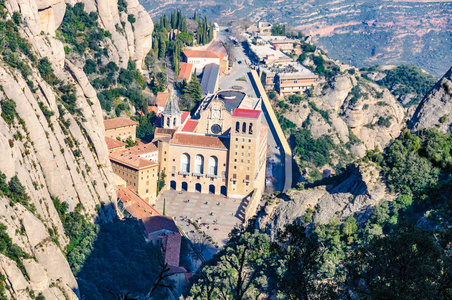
[75,204,172,299]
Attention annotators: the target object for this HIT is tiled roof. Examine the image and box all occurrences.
[109,151,158,170]
[156,92,170,107]
[168,265,188,275]
[232,108,261,119]
[181,120,198,132]
[117,186,162,219]
[178,62,193,81]
[148,106,159,114]
[105,137,126,150]
[121,143,158,156]
[142,216,179,235]
[183,50,222,59]
[162,232,182,267]
[170,133,228,149]
[206,40,228,58]
[155,127,177,136]
[181,111,190,124]
[104,117,138,130]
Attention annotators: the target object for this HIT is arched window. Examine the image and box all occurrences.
[235,121,240,133]
[249,123,253,134]
[180,153,190,172]
[166,117,170,127]
[242,122,246,133]
[195,154,204,174]
[208,156,218,175]
[173,117,176,126]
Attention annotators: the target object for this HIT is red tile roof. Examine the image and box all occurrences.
[162,232,182,267]
[181,111,190,124]
[170,133,228,149]
[121,143,158,156]
[232,108,261,119]
[142,216,179,235]
[117,186,162,219]
[181,120,198,132]
[109,150,158,170]
[148,106,159,114]
[183,50,223,59]
[105,137,126,150]
[156,92,170,107]
[104,117,138,130]
[178,62,193,81]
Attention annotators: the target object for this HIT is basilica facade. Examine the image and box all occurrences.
[157,91,268,199]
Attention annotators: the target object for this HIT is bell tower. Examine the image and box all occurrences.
[162,93,181,129]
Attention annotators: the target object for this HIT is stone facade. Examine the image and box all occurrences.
[104,117,138,141]
[110,151,159,204]
[157,91,268,199]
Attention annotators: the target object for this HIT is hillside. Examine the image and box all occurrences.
[0,0,173,299]
[140,0,452,77]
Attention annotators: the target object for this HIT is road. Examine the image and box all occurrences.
[217,28,286,192]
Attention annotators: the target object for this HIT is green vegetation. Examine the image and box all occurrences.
[0,223,30,277]
[76,218,171,299]
[365,128,452,195]
[53,197,171,299]
[136,112,156,142]
[59,3,110,55]
[1,99,16,125]
[0,171,36,213]
[292,128,335,168]
[271,23,286,36]
[177,74,203,112]
[52,197,98,274]
[362,65,437,107]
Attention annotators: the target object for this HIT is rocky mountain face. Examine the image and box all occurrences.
[284,56,406,161]
[0,0,153,299]
[257,163,389,238]
[8,0,154,68]
[261,65,452,238]
[409,67,452,133]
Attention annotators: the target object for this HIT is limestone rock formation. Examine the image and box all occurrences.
[0,0,155,297]
[409,67,452,132]
[6,0,154,69]
[257,163,389,238]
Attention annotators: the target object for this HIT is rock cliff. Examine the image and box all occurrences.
[6,0,154,68]
[257,163,390,238]
[0,0,154,298]
[409,67,452,133]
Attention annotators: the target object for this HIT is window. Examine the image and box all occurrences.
[208,156,218,175]
[146,181,149,186]
[171,166,176,173]
[242,122,246,133]
[195,154,204,174]
[235,122,240,133]
[249,123,253,134]
[180,153,190,172]
[166,117,170,127]
[173,118,176,126]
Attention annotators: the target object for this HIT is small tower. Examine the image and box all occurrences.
[162,93,181,129]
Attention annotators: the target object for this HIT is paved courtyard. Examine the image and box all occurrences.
[155,190,248,258]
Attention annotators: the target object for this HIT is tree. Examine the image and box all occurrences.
[188,231,272,300]
[136,113,155,142]
[8,175,25,196]
[1,99,16,124]
[346,224,452,299]
[273,223,335,299]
